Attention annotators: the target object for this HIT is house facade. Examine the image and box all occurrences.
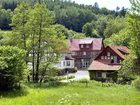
[88,46,128,82]
[68,38,104,69]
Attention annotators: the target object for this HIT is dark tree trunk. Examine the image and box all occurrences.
[35,14,43,82]
[32,33,35,82]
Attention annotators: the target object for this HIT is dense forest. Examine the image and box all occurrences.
[0,0,127,40]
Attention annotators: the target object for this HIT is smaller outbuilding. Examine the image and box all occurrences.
[88,46,129,82]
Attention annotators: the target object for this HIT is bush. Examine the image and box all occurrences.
[67,75,75,79]
[78,78,89,83]
[0,46,26,91]
[133,78,140,90]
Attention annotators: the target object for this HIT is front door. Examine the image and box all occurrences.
[81,59,90,68]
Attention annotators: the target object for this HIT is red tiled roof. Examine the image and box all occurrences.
[68,38,103,51]
[88,59,121,71]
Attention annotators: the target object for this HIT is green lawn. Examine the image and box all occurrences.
[0,82,140,105]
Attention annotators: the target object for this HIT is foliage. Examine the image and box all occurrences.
[82,22,94,37]
[0,0,18,11]
[0,46,26,91]
[0,0,127,35]
[105,27,130,46]
[54,5,96,32]
[121,54,136,75]
[77,78,90,83]
[11,3,31,66]
[82,15,117,38]
[0,9,12,30]
[128,1,140,58]
[52,24,86,39]
[104,17,126,38]
[133,77,140,90]
[121,0,140,76]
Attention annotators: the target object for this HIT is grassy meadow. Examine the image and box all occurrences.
[0,81,140,105]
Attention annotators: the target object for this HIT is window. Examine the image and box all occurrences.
[114,56,117,63]
[111,56,117,64]
[101,56,104,59]
[83,52,86,55]
[86,45,89,48]
[96,72,102,78]
[106,72,113,77]
[107,56,110,59]
[72,52,76,55]
[66,61,70,66]
[63,61,65,66]
[102,72,106,78]
[111,56,114,60]
[107,52,110,56]
[81,59,90,68]
[105,56,107,59]
[77,52,82,56]
[81,45,84,48]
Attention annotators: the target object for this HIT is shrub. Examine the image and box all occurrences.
[133,78,140,90]
[78,78,89,83]
[0,46,26,91]
[68,76,75,79]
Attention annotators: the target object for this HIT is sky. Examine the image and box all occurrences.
[71,0,131,10]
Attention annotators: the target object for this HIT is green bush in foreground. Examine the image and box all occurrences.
[133,78,140,90]
[0,46,26,91]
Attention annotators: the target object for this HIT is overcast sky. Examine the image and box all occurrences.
[71,0,131,10]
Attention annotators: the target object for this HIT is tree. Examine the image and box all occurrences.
[0,46,26,91]
[0,0,118,33]
[104,17,126,38]
[0,9,12,30]
[82,15,112,38]
[119,7,127,17]
[94,2,99,9]
[27,3,53,82]
[49,24,85,39]
[12,2,30,64]
[38,26,67,84]
[0,31,13,46]
[105,27,130,46]
[82,22,94,37]
[121,0,140,76]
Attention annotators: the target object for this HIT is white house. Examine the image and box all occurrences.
[54,53,74,70]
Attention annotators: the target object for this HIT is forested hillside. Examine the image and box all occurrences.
[0,0,128,41]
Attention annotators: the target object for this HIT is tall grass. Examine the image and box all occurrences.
[0,81,140,105]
